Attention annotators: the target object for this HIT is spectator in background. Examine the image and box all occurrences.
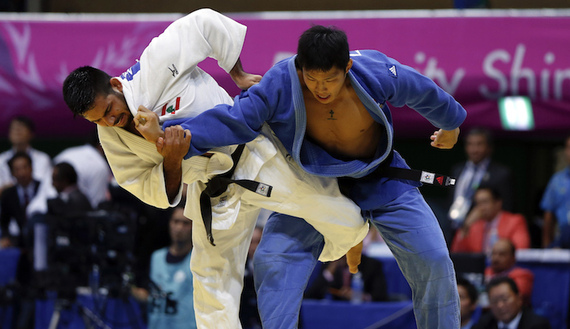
[47,162,92,216]
[452,186,530,255]
[131,205,196,329]
[27,130,111,218]
[27,162,94,329]
[485,239,533,307]
[0,152,39,329]
[447,128,514,240]
[540,135,570,248]
[26,131,112,272]
[473,276,550,329]
[0,152,39,249]
[240,225,263,329]
[457,276,480,329]
[52,131,110,209]
[0,116,52,196]
[304,253,387,302]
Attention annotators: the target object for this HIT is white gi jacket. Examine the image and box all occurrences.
[96,8,368,329]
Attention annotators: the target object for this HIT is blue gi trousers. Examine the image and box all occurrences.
[253,188,460,329]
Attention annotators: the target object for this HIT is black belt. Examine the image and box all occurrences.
[379,167,456,187]
[199,144,273,246]
[338,150,455,196]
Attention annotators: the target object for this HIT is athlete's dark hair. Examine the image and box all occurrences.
[63,66,113,117]
[295,25,350,72]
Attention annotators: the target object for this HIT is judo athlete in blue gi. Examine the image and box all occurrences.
[166,25,467,328]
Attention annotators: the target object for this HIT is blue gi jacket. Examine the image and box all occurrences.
[166,50,466,209]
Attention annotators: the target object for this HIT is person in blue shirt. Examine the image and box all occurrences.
[540,135,570,248]
[165,25,467,328]
[147,205,196,329]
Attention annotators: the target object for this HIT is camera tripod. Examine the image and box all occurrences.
[48,294,110,329]
[47,286,144,329]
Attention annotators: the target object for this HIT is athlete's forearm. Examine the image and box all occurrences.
[163,157,183,203]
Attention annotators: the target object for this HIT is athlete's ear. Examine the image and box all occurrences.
[345,59,353,74]
[110,77,123,93]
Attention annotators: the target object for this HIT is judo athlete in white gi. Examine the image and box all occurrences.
[62,9,367,329]
[164,25,467,328]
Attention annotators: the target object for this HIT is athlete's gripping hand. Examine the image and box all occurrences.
[234,72,262,90]
[430,128,460,149]
[134,105,163,143]
[156,125,192,160]
[158,125,191,203]
[230,58,262,90]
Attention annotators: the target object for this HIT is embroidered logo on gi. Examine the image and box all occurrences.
[436,176,444,185]
[161,97,181,115]
[168,64,179,77]
[350,50,363,57]
[121,61,141,81]
[387,64,397,78]
[420,171,435,184]
[256,183,271,197]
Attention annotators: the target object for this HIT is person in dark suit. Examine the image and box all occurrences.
[473,276,551,329]
[47,162,92,217]
[446,127,514,243]
[0,152,39,249]
[0,152,40,329]
[304,253,387,302]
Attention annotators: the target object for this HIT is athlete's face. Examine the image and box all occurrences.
[302,59,352,105]
[83,78,132,128]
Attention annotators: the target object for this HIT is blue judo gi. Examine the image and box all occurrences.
[167,50,467,329]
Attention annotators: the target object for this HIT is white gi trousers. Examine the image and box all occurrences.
[100,125,368,329]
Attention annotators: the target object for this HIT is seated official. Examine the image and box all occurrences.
[473,276,550,329]
[457,276,480,329]
[452,187,530,256]
[485,239,533,307]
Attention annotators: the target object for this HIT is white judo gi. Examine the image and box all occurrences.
[96,8,368,329]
